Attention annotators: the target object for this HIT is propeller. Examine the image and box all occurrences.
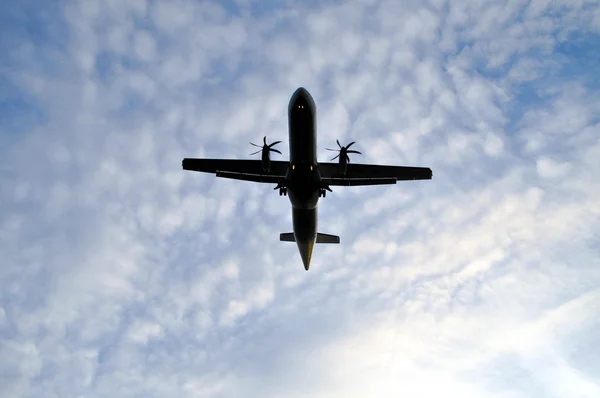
[325,140,362,162]
[250,136,282,156]
[251,136,282,173]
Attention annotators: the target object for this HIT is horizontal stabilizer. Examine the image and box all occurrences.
[316,233,340,244]
[279,233,340,244]
[280,233,295,242]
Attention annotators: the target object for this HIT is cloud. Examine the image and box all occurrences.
[1,0,600,397]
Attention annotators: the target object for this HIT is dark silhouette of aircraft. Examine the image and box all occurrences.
[182,87,432,270]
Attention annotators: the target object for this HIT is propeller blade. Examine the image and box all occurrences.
[345,153,350,162]
[270,148,282,154]
[346,141,356,149]
[263,136,267,145]
[337,139,342,148]
[250,142,262,148]
[325,148,338,151]
[268,140,282,148]
[347,150,362,155]
[250,149,262,155]
[331,154,340,161]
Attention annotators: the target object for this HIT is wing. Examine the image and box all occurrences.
[182,158,288,184]
[320,162,432,186]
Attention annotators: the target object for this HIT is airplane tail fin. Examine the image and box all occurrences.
[279,233,340,244]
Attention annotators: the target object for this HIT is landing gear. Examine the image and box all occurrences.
[275,182,287,196]
[319,185,332,198]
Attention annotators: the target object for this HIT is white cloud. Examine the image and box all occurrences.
[536,156,572,178]
[127,321,165,344]
[1,0,600,397]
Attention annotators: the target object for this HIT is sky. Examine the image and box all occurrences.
[1,0,600,397]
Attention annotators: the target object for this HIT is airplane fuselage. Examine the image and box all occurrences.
[286,88,321,269]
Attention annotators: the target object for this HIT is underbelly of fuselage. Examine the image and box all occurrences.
[287,87,321,270]
[287,171,320,209]
[287,102,319,209]
[292,207,317,243]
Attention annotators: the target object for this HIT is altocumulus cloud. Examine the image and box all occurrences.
[1,0,600,397]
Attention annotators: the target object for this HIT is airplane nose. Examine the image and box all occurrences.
[289,87,314,111]
[293,87,309,99]
[292,87,308,104]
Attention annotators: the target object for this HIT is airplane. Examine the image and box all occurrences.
[182,87,432,270]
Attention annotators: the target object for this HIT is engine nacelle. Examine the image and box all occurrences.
[338,154,348,176]
[261,148,271,173]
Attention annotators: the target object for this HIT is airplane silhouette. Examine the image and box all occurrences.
[182,87,432,270]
